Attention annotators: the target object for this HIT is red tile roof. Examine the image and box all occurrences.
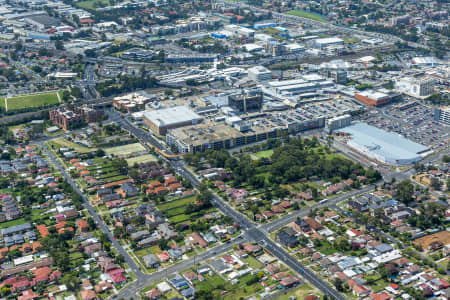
[37,225,49,237]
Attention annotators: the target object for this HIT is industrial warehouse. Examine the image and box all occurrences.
[337,123,430,165]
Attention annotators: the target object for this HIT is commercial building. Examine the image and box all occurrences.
[228,89,263,112]
[391,15,410,26]
[411,57,439,67]
[338,123,429,165]
[253,22,277,30]
[433,107,450,125]
[243,43,263,52]
[354,90,391,106]
[274,112,325,132]
[224,24,255,39]
[325,114,352,132]
[285,43,304,53]
[247,66,272,82]
[395,77,436,98]
[166,121,283,154]
[143,106,203,135]
[113,91,156,113]
[165,54,217,63]
[312,37,344,49]
[268,77,334,96]
[330,70,347,84]
[121,49,154,61]
[24,14,60,30]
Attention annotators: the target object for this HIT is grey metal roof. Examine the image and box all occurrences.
[340,123,429,163]
[1,223,32,236]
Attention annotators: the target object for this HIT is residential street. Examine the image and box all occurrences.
[111,112,348,300]
[39,142,145,280]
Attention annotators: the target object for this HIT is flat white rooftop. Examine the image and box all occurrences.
[143,106,202,127]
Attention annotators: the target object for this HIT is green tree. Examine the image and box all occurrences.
[112,158,128,175]
[60,273,80,291]
[333,278,344,291]
[394,180,414,205]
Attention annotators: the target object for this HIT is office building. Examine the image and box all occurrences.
[326,114,352,132]
[395,77,436,98]
[433,107,450,125]
[228,90,263,112]
[331,70,347,84]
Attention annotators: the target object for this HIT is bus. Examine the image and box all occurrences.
[319,199,328,204]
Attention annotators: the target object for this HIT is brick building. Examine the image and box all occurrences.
[49,105,103,130]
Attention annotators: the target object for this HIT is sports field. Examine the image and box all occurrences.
[75,0,109,9]
[104,143,146,157]
[285,10,328,23]
[0,91,61,111]
[126,154,158,166]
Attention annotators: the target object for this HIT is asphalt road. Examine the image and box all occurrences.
[115,113,347,300]
[40,112,446,300]
[112,236,245,299]
[179,162,347,300]
[260,185,375,233]
[39,142,145,280]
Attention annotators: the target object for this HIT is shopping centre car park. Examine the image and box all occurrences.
[360,101,448,152]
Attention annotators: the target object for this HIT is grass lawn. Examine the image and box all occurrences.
[101,175,128,183]
[149,245,162,255]
[364,274,389,292]
[165,206,187,217]
[285,10,328,23]
[104,143,146,157]
[157,196,196,211]
[315,240,339,255]
[3,91,61,111]
[165,290,181,299]
[75,0,109,9]
[126,154,157,166]
[278,283,321,300]
[263,28,281,35]
[195,279,214,291]
[344,38,360,44]
[242,255,264,269]
[251,149,274,160]
[168,214,190,224]
[205,274,225,288]
[134,247,153,258]
[69,251,84,260]
[48,137,94,153]
[0,218,26,229]
[223,273,264,300]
